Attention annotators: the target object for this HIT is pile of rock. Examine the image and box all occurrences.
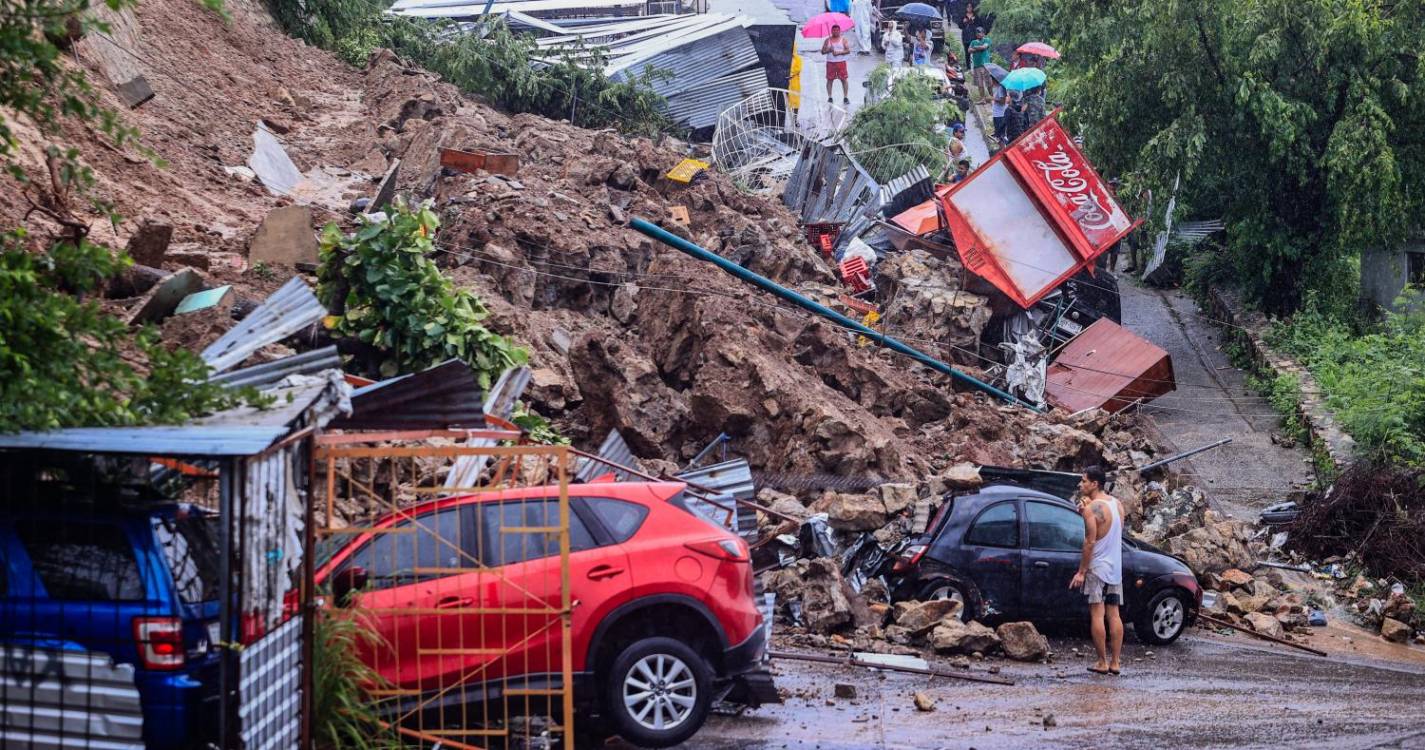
[1201,567,1312,639]
[1338,574,1422,645]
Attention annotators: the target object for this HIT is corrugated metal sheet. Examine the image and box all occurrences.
[0,646,146,749]
[1045,318,1175,414]
[0,425,290,456]
[675,458,757,540]
[390,0,642,17]
[238,615,302,750]
[209,346,342,390]
[201,277,326,374]
[575,429,639,481]
[783,142,883,224]
[0,372,351,457]
[444,366,532,489]
[665,67,771,128]
[331,359,484,431]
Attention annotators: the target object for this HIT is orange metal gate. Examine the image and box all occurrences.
[311,438,575,749]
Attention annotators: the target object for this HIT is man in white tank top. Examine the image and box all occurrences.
[1070,465,1124,675]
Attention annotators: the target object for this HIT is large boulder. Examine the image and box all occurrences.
[801,558,854,633]
[995,621,1049,661]
[1219,569,1254,588]
[929,618,1000,654]
[825,491,889,531]
[878,483,917,516]
[1381,617,1411,643]
[1245,612,1284,639]
[894,599,962,632]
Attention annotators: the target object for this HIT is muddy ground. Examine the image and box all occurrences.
[669,631,1425,750]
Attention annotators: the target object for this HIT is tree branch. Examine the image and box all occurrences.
[1194,11,1227,86]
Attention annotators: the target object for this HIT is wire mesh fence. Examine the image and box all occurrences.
[310,440,575,749]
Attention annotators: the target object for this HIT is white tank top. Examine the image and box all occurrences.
[1089,498,1123,585]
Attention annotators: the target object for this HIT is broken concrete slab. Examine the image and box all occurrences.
[248,123,304,196]
[73,5,154,108]
[124,220,173,267]
[248,205,318,266]
[369,158,401,213]
[175,285,234,315]
[127,268,204,325]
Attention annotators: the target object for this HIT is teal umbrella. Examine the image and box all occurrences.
[1002,67,1047,91]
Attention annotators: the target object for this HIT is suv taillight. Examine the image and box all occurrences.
[892,543,928,573]
[685,538,748,561]
[134,617,185,671]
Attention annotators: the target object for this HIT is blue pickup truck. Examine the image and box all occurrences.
[0,504,223,749]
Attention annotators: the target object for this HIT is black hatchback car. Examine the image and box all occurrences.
[890,485,1202,645]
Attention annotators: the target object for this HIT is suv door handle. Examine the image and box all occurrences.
[1033,561,1050,568]
[436,595,474,609]
[587,565,625,581]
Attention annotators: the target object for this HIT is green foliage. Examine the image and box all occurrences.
[317,198,528,384]
[312,613,401,750]
[1246,371,1308,447]
[978,0,1055,43]
[1048,0,1425,315]
[1267,293,1425,466]
[845,74,959,183]
[512,402,568,445]
[268,0,672,137]
[0,231,256,431]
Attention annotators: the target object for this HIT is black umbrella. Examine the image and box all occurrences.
[895,2,939,21]
[983,63,1009,82]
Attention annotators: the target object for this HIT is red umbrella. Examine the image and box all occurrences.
[803,12,855,39]
[1016,41,1061,59]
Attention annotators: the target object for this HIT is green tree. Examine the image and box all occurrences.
[0,0,259,433]
[844,73,960,183]
[1050,0,1425,315]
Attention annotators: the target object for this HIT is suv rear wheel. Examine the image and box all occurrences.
[919,579,974,622]
[1135,589,1189,645]
[604,636,712,748]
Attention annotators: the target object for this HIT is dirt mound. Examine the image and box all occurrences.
[3,0,1172,481]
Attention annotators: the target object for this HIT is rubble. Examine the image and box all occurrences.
[893,600,961,632]
[930,618,1000,655]
[1244,612,1285,640]
[996,622,1049,662]
[1380,618,1411,644]
[833,683,857,699]
[913,692,936,712]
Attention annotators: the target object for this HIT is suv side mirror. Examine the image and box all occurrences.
[332,566,368,608]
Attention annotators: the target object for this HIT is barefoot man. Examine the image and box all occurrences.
[1070,465,1124,675]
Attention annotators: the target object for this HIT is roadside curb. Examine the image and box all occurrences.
[1202,286,1356,474]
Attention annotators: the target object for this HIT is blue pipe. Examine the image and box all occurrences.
[628,217,1040,411]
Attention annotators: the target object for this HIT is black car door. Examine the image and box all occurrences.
[1021,500,1090,621]
[952,501,1023,618]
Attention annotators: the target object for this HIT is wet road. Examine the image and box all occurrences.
[681,633,1425,749]
[1117,276,1314,520]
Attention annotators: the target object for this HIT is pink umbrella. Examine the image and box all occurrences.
[803,12,855,39]
[1017,41,1061,59]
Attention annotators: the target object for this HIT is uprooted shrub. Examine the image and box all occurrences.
[316,198,528,383]
[1288,461,1425,584]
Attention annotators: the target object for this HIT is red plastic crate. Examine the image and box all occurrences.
[839,256,872,293]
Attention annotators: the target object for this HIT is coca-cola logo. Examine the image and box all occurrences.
[1030,148,1116,232]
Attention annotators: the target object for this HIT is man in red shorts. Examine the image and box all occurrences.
[821,24,852,105]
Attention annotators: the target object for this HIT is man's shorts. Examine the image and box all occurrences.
[826,61,849,81]
[1084,572,1123,606]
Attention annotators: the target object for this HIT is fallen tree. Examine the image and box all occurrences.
[1289,461,1425,584]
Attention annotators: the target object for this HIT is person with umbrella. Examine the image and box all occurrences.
[968,26,993,103]
[820,23,853,105]
[990,74,1009,143]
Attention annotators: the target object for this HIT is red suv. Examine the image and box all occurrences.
[316,480,775,747]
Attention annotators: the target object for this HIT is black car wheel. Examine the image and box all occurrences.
[918,578,974,621]
[604,636,712,748]
[1135,589,1189,645]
